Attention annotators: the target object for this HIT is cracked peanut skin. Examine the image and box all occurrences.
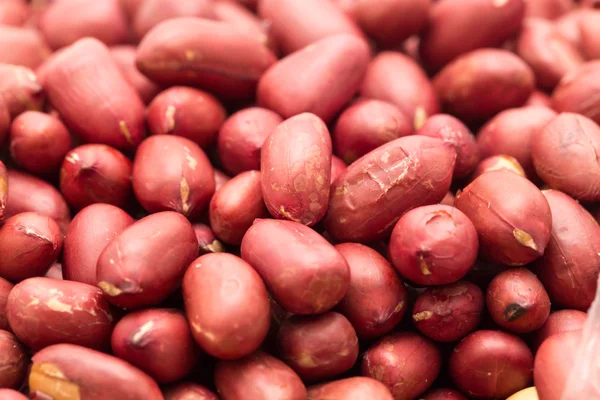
[455,170,552,266]
[183,253,270,360]
[96,211,198,310]
[59,144,133,210]
[241,219,350,315]
[0,212,63,282]
[62,204,134,285]
[210,170,268,245]
[325,135,456,243]
[277,312,359,382]
[136,18,276,100]
[535,189,600,310]
[389,204,479,286]
[257,34,370,123]
[360,52,440,129]
[308,377,394,400]
[111,308,199,384]
[5,170,71,233]
[41,38,145,151]
[532,112,600,201]
[335,243,408,340]
[29,344,163,400]
[361,332,442,400]
[132,135,215,220]
[450,330,533,399]
[412,281,484,343]
[261,113,332,227]
[486,268,551,334]
[164,382,218,400]
[215,350,307,400]
[7,277,115,351]
[0,330,27,389]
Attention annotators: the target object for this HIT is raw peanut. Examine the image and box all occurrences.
[213,0,277,52]
[62,204,134,285]
[433,49,535,123]
[516,18,583,90]
[360,52,439,130]
[525,0,573,20]
[133,0,215,40]
[59,144,132,210]
[307,377,394,400]
[261,113,331,226]
[111,308,200,383]
[471,155,526,180]
[532,113,600,201]
[526,90,553,107]
[579,10,600,60]
[335,243,407,339]
[29,343,163,400]
[333,99,412,165]
[0,25,50,69]
[535,189,600,310]
[0,330,27,389]
[455,170,552,266]
[416,114,479,178]
[362,332,441,399]
[132,135,215,219]
[136,18,277,100]
[183,253,270,359]
[325,136,456,243]
[257,35,370,123]
[5,170,71,232]
[450,330,534,399]
[215,351,307,400]
[0,212,63,282]
[389,205,479,286]
[0,389,28,400]
[258,0,363,54]
[39,0,128,49]
[0,277,12,330]
[209,170,268,245]
[9,111,72,177]
[164,382,218,400]
[331,0,430,48]
[217,107,283,176]
[532,309,587,351]
[486,268,551,333]
[277,312,359,381]
[96,211,198,309]
[477,106,557,179]
[0,64,44,118]
[42,38,146,151]
[419,0,526,71]
[109,45,161,105]
[147,86,226,148]
[7,277,115,350]
[241,219,350,315]
[0,0,30,26]
[553,61,600,124]
[412,281,484,342]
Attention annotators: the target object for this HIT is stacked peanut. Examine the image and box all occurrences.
[0,1,599,399]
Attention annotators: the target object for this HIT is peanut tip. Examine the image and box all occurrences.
[29,362,81,400]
